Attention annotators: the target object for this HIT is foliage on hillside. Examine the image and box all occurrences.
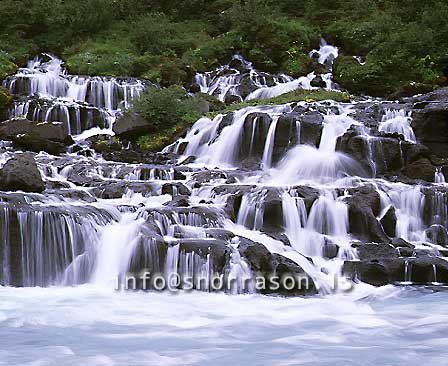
[0,0,447,96]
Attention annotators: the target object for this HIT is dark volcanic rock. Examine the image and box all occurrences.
[425,224,448,246]
[162,182,191,196]
[391,238,415,249]
[404,158,435,181]
[345,185,389,243]
[163,195,190,207]
[113,112,150,139]
[0,118,69,142]
[238,238,316,295]
[0,154,45,193]
[12,134,68,155]
[380,206,397,237]
[355,243,399,261]
[91,181,158,199]
[412,100,448,157]
[292,186,320,212]
[323,239,339,259]
[262,189,284,233]
[299,112,324,147]
[235,76,258,99]
[343,256,448,286]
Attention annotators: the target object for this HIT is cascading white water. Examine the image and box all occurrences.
[195,40,339,103]
[3,54,146,138]
[389,185,426,242]
[269,104,367,184]
[379,109,416,143]
[435,167,446,183]
[261,116,279,169]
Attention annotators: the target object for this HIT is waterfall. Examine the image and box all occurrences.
[435,167,446,183]
[3,54,146,138]
[379,109,416,143]
[390,185,426,242]
[261,117,279,169]
[195,40,339,103]
[2,50,448,297]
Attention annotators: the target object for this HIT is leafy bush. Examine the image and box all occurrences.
[133,86,202,131]
[0,52,18,81]
[0,0,447,96]
[0,86,13,120]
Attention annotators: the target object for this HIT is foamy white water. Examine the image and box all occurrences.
[0,286,447,366]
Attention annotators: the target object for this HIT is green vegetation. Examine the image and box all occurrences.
[0,52,18,82]
[132,88,351,151]
[0,86,13,119]
[130,86,202,151]
[207,89,352,118]
[2,0,445,95]
[136,122,190,152]
[133,85,202,130]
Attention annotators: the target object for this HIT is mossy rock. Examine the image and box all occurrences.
[0,86,13,120]
[0,58,18,81]
[281,52,310,77]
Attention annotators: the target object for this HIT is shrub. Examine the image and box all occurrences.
[0,52,18,81]
[133,86,202,131]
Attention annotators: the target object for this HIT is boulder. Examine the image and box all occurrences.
[425,224,448,246]
[344,185,389,243]
[161,182,191,196]
[235,76,259,99]
[112,112,150,139]
[336,127,373,174]
[238,238,316,295]
[355,243,399,261]
[262,189,284,233]
[404,158,436,181]
[298,112,324,147]
[380,206,397,237]
[411,101,448,157]
[343,256,448,286]
[342,259,403,286]
[292,185,320,212]
[371,136,403,174]
[91,181,158,199]
[239,112,272,161]
[0,154,45,193]
[0,118,69,142]
[11,134,68,155]
[322,239,339,259]
[391,238,415,249]
[310,75,326,88]
[163,195,190,207]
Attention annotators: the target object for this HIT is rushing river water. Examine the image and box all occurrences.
[1,285,448,366]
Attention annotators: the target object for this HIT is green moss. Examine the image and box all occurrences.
[207,89,352,118]
[0,0,447,97]
[0,52,18,81]
[136,121,192,152]
[0,86,13,120]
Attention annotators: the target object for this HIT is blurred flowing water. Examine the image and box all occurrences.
[1,285,448,366]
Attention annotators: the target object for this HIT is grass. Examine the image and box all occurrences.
[206,88,352,118]
[136,120,192,152]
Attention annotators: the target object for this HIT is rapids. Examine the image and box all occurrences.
[1,285,447,366]
[1,39,448,366]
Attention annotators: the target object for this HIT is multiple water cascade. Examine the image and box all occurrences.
[194,39,339,103]
[1,50,448,298]
[3,54,146,137]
